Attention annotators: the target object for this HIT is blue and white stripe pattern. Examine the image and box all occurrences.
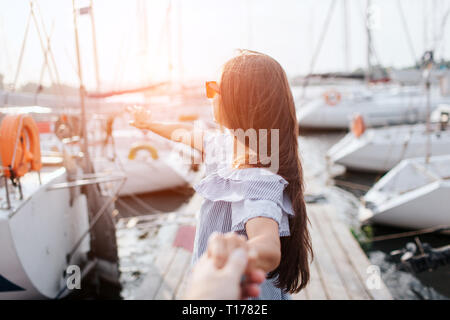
[191,131,294,300]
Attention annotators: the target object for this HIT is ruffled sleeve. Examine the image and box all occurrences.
[194,167,294,236]
[231,199,292,236]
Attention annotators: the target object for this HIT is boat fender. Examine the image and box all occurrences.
[0,114,42,178]
[323,90,341,106]
[351,114,366,138]
[128,143,159,160]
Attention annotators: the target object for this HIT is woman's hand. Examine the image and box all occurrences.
[127,105,152,130]
[206,232,264,298]
[207,232,256,269]
[186,232,265,300]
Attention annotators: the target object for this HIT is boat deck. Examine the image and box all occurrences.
[124,186,392,300]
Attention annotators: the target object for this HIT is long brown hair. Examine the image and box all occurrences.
[217,50,312,293]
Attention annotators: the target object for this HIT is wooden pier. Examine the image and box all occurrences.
[291,202,392,300]
[129,185,392,300]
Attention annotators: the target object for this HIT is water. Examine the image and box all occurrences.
[299,131,450,300]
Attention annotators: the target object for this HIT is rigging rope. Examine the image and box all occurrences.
[29,1,57,88]
[396,0,418,65]
[9,11,32,96]
[32,0,68,109]
[36,21,55,97]
[35,1,67,104]
[301,0,337,101]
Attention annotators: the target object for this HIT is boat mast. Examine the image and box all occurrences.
[343,0,350,72]
[365,0,373,83]
[426,72,431,164]
[423,0,428,52]
[423,51,433,164]
[70,2,121,297]
[89,0,101,91]
[72,0,90,168]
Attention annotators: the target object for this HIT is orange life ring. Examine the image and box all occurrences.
[128,143,159,160]
[351,114,366,138]
[0,114,42,178]
[323,90,342,106]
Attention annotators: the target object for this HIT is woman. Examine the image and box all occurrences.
[131,50,312,299]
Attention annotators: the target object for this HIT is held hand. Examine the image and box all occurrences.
[205,232,264,299]
[207,232,255,268]
[127,105,152,130]
[186,244,265,300]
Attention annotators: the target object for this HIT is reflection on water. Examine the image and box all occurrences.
[300,131,450,300]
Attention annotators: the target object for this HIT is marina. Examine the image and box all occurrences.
[1,0,450,302]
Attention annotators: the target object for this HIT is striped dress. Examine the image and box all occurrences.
[192,130,293,300]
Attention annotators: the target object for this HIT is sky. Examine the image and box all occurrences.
[0,0,449,91]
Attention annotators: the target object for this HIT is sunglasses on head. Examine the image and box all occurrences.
[205,81,220,99]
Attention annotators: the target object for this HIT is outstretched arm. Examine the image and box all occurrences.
[128,107,204,152]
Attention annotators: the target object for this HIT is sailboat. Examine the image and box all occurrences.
[1,1,123,299]
[327,105,450,172]
[359,56,450,230]
[297,0,450,131]
[359,154,450,230]
[0,111,122,299]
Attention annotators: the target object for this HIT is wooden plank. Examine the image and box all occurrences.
[304,222,329,300]
[174,265,192,300]
[291,287,308,300]
[134,246,177,299]
[302,285,311,300]
[320,204,393,300]
[312,204,371,300]
[305,257,328,299]
[155,248,192,299]
[307,205,350,300]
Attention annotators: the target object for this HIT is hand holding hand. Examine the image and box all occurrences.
[185,232,265,300]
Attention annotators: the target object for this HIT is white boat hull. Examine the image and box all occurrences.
[92,129,202,196]
[0,168,90,299]
[328,124,450,172]
[94,155,190,196]
[361,181,450,230]
[298,89,450,129]
[389,69,448,85]
[360,155,450,230]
